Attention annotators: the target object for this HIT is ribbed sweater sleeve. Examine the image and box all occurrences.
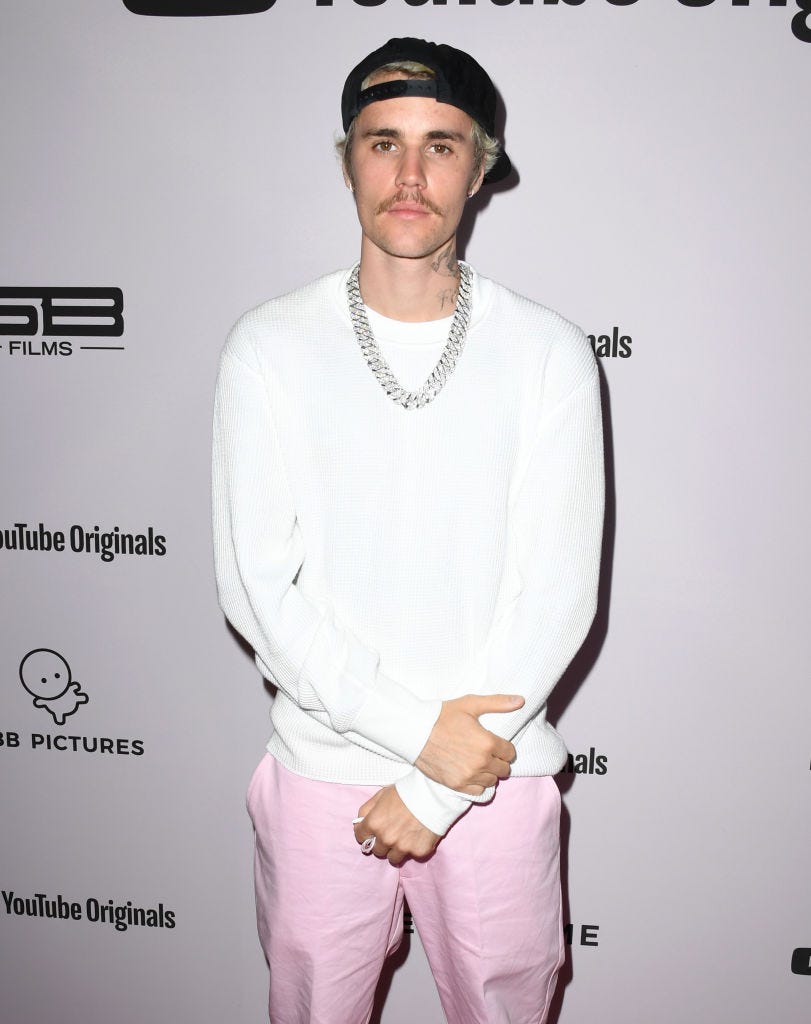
[395,331,605,835]
[212,324,443,765]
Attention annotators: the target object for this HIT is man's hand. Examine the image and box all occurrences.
[415,693,524,794]
[354,786,440,866]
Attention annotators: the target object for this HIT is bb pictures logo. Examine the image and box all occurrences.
[0,288,124,358]
[4,648,145,757]
[19,649,89,725]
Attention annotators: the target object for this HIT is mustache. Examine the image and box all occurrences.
[375,190,443,217]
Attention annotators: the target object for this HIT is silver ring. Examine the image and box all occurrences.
[361,835,376,855]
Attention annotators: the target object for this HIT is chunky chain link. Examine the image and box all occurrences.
[346,262,473,410]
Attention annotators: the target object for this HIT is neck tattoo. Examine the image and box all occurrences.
[346,263,473,410]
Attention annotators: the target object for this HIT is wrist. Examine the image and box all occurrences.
[350,681,442,763]
[395,771,472,836]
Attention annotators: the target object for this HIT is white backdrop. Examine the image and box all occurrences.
[1,2,809,1022]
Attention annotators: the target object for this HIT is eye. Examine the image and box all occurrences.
[429,143,452,155]
[373,140,395,153]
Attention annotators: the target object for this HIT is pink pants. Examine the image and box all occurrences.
[247,753,563,1024]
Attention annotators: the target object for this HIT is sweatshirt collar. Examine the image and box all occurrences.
[334,261,493,335]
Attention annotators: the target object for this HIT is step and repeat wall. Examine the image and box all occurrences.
[2,3,809,1022]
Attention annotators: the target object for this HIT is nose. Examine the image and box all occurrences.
[395,147,427,190]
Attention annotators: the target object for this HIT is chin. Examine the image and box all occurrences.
[373,231,455,263]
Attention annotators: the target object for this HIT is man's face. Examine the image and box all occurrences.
[347,83,484,264]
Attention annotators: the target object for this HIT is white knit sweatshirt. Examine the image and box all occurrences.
[212,264,604,836]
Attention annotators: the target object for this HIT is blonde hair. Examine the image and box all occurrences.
[337,61,501,185]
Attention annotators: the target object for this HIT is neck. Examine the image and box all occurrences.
[357,241,461,322]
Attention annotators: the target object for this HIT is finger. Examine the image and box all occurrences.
[354,823,378,848]
[490,757,512,780]
[473,772,500,789]
[461,770,507,794]
[460,783,487,796]
[360,833,381,855]
[356,785,391,820]
[357,796,377,818]
[466,693,524,716]
[490,737,517,763]
[387,849,405,866]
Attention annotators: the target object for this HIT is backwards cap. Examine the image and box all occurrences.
[341,37,512,185]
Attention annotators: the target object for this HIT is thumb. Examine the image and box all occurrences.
[466,693,525,716]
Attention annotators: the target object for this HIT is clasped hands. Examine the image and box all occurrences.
[353,693,524,865]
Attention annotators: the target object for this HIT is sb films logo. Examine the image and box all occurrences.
[0,288,124,358]
[123,1,275,13]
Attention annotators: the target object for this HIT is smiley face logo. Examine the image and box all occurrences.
[19,649,89,725]
[20,649,71,700]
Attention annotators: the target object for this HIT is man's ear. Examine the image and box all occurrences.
[467,163,486,199]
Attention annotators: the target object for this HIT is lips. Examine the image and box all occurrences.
[387,203,432,217]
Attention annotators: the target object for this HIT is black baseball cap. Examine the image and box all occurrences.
[341,37,512,185]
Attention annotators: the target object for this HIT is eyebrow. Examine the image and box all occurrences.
[361,127,468,143]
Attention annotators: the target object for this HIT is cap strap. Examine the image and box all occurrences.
[355,78,438,118]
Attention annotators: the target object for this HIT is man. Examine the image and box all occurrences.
[213,37,604,1024]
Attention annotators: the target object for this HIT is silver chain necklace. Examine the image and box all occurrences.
[346,262,473,410]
